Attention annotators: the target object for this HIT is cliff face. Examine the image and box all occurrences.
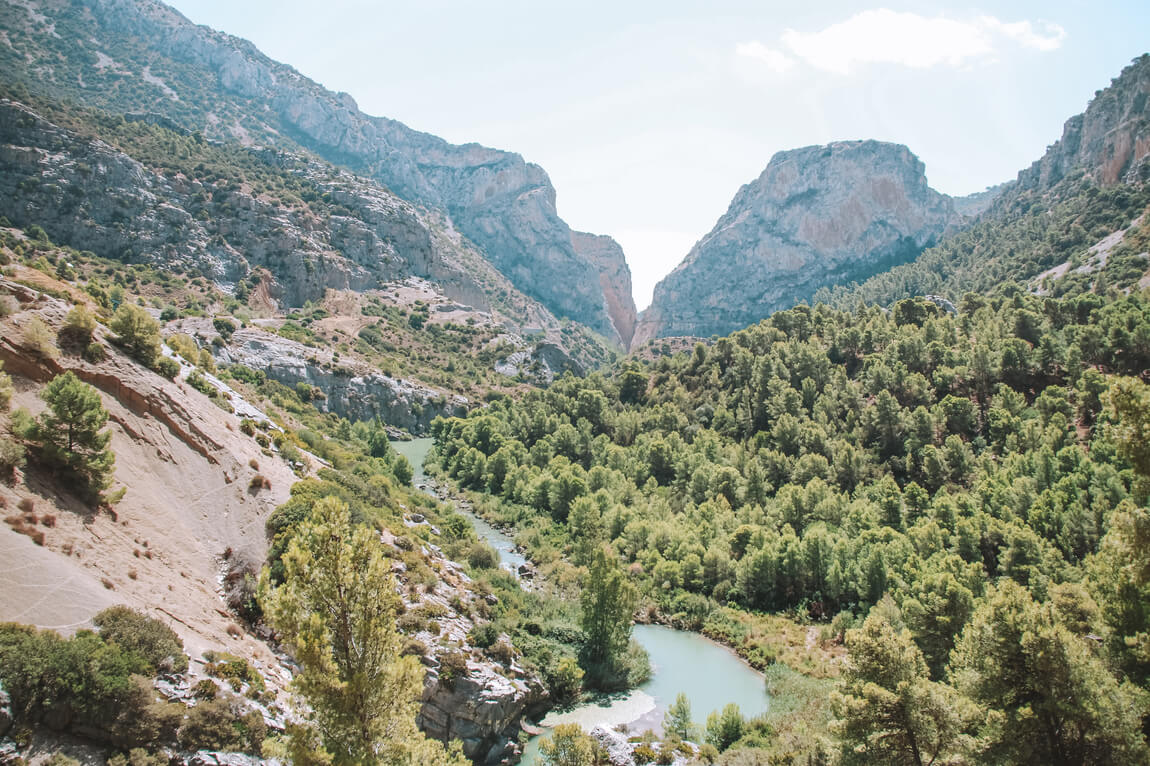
[1018,54,1150,191]
[633,141,958,344]
[0,0,627,342]
[570,231,638,348]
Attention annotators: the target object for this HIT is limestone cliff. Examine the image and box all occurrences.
[1017,54,1150,191]
[633,141,958,344]
[0,0,629,342]
[570,232,638,348]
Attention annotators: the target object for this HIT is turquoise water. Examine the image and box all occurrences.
[391,439,769,763]
[390,438,527,572]
[519,626,769,763]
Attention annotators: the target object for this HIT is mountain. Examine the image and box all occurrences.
[814,54,1150,311]
[633,140,958,345]
[0,0,637,345]
[1018,53,1150,192]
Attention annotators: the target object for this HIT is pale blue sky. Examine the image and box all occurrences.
[168,1,1149,309]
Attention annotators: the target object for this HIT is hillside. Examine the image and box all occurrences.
[816,54,1150,311]
[0,0,637,344]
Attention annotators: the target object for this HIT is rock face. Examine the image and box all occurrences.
[1018,54,1150,191]
[1,0,630,343]
[633,141,958,343]
[0,99,484,310]
[571,232,638,348]
[217,329,468,433]
[419,660,540,764]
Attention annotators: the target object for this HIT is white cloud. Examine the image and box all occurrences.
[738,9,1065,76]
[978,16,1066,52]
[735,40,795,73]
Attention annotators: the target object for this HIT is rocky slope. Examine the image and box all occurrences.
[0,271,545,765]
[633,140,958,344]
[1018,54,1150,191]
[0,0,630,344]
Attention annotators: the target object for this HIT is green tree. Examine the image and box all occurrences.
[705,703,745,752]
[110,303,161,365]
[261,497,465,766]
[832,608,975,766]
[664,691,694,740]
[950,580,1149,766]
[539,723,599,766]
[579,548,639,689]
[30,371,115,500]
[1106,376,1150,498]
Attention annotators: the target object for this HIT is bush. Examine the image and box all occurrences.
[0,294,19,317]
[152,356,180,380]
[93,606,188,674]
[467,542,500,570]
[23,315,58,358]
[83,341,108,363]
[438,651,469,690]
[0,623,151,733]
[107,748,169,766]
[60,304,97,345]
[166,333,198,363]
[193,679,219,700]
[469,622,498,649]
[110,304,161,365]
[177,695,264,752]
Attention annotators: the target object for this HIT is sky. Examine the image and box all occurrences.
[167,1,1150,310]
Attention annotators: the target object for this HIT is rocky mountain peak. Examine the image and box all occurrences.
[1018,54,1150,192]
[632,140,958,345]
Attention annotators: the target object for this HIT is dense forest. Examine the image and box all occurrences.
[432,287,1150,763]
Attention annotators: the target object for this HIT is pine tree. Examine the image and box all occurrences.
[579,547,639,689]
[31,371,114,500]
[539,723,598,766]
[664,691,694,740]
[832,607,975,766]
[261,497,465,766]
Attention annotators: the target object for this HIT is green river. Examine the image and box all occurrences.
[392,439,769,762]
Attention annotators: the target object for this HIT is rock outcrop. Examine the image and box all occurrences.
[217,328,469,433]
[633,141,958,343]
[1,0,631,343]
[571,232,638,348]
[1018,54,1150,191]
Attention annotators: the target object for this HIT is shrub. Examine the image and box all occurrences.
[177,695,264,753]
[152,356,180,380]
[192,679,219,700]
[401,639,428,657]
[467,542,500,570]
[107,748,169,766]
[203,652,264,693]
[93,606,188,674]
[0,623,151,733]
[17,498,33,513]
[489,640,515,665]
[109,304,161,365]
[0,294,19,317]
[438,651,469,690]
[468,622,498,649]
[60,304,97,345]
[633,743,658,763]
[83,341,107,363]
[0,361,12,411]
[545,656,585,704]
[249,474,270,491]
[166,333,198,363]
[22,315,58,358]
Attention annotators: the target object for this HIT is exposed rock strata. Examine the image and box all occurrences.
[2,0,630,341]
[216,328,468,433]
[634,141,958,343]
[1018,54,1150,191]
